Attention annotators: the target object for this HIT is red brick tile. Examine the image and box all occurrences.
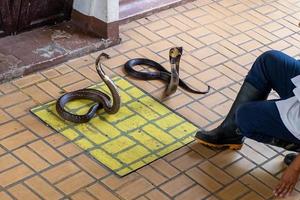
[147,40,174,52]
[63,79,93,92]
[240,174,273,199]
[13,73,45,88]
[73,154,109,179]
[0,109,11,124]
[117,178,154,200]
[25,176,63,200]
[42,161,80,183]
[138,165,167,186]
[199,161,233,185]
[171,151,204,171]
[146,189,170,200]
[45,133,68,148]
[151,159,180,178]
[18,115,53,137]
[22,85,52,104]
[209,150,242,168]
[66,55,95,69]
[250,168,279,189]
[37,81,63,98]
[216,181,249,199]
[51,71,84,87]
[160,174,194,197]
[0,191,13,200]
[175,185,209,200]
[134,27,161,42]
[188,102,220,122]
[0,82,18,94]
[87,183,120,200]
[199,92,227,108]
[41,69,60,79]
[189,142,218,159]
[0,154,19,172]
[8,184,40,200]
[123,30,152,45]
[225,158,256,178]
[0,130,37,150]
[186,167,222,193]
[0,91,29,108]
[55,64,73,74]
[55,171,94,195]
[239,192,264,200]
[177,107,210,127]
[57,142,82,157]
[102,173,140,190]
[5,100,36,118]
[239,145,267,165]
[0,165,33,187]
[71,191,97,200]
[13,147,49,171]
[29,140,64,165]
[163,93,193,109]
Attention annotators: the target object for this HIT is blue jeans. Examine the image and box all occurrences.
[236,50,300,145]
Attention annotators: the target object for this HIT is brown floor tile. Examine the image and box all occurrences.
[25,176,63,200]
[73,154,109,179]
[0,130,37,150]
[42,161,80,183]
[199,161,233,185]
[146,189,170,200]
[0,191,13,200]
[216,181,249,200]
[116,178,154,200]
[174,185,209,200]
[0,154,19,172]
[0,165,33,187]
[138,165,168,186]
[186,167,222,193]
[13,147,50,172]
[29,140,64,165]
[160,174,194,197]
[71,191,97,200]
[8,184,41,200]
[55,171,95,195]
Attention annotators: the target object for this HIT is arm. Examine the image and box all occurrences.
[274,153,300,198]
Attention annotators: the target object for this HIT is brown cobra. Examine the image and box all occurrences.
[56,53,121,123]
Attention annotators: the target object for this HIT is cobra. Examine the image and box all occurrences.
[56,53,121,123]
[124,47,210,96]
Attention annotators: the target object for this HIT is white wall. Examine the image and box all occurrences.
[73,0,119,23]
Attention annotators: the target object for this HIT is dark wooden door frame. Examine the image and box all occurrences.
[0,0,73,36]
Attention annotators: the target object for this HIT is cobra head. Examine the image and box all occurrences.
[169,47,183,65]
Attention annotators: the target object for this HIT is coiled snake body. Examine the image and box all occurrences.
[124,47,210,96]
[56,53,121,123]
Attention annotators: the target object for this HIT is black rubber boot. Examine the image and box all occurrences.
[284,153,297,166]
[195,81,268,150]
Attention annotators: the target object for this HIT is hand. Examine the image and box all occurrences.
[274,165,300,198]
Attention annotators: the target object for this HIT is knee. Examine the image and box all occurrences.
[235,104,254,138]
[257,50,282,64]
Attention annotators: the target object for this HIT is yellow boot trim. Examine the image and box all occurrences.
[195,137,243,150]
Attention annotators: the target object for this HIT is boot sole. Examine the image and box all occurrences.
[195,137,243,150]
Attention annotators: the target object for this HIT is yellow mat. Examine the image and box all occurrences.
[31,76,198,176]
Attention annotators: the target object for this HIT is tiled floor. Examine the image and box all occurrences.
[1,0,300,199]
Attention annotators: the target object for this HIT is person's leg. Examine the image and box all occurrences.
[245,50,300,99]
[236,100,300,151]
[195,50,300,149]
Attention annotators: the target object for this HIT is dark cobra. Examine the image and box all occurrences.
[56,53,121,123]
[124,47,210,96]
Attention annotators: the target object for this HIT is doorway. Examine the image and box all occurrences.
[0,0,73,36]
